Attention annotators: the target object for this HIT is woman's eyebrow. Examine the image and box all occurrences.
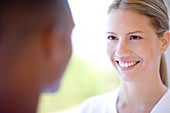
[107,31,143,36]
[107,32,117,35]
[107,31,143,34]
[126,31,143,35]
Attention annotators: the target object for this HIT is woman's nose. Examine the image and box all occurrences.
[115,39,130,57]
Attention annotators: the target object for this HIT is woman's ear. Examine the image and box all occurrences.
[160,31,170,53]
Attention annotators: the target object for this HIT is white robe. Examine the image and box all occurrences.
[80,88,170,113]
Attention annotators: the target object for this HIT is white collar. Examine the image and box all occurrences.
[151,88,170,113]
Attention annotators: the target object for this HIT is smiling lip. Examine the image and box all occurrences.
[116,60,140,71]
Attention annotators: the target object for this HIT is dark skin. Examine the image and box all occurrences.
[0,0,74,113]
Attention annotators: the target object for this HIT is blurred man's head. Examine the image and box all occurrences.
[0,0,74,93]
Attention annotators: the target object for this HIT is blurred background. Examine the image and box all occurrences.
[37,0,120,113]
[37,0,170,113]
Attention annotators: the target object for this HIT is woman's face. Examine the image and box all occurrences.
[107,10,162,82]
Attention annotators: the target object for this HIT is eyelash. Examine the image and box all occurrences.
[107,36,118,40]
[130,36,143,40]
[107,35,143,40]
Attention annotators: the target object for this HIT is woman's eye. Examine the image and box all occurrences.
[107,36,118,40]
[130,36,142,40]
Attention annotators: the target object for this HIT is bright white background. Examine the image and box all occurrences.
[68,0,113,67]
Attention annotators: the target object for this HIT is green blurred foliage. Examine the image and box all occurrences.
[38,57,120,113]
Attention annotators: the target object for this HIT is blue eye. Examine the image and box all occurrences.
[130,36,142,40]
[107,36,118,40]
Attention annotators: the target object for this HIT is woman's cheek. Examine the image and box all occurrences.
[107,43,116,58]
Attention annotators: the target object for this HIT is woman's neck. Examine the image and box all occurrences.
[117,73,168,113]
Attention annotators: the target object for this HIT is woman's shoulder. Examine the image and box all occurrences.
[80,88,120,113]
[81,90,117,106]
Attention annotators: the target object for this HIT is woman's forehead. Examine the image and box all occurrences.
[106,10,156,35]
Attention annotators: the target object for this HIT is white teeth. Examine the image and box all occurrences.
[125,63,128,68]
[119,61,138,68]
[120,62,124,67]
[132,62,134,65]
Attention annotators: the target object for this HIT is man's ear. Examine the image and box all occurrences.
[42,26,61,57]
[160,31,170,53]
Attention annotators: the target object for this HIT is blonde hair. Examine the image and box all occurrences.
[108,0,169,87]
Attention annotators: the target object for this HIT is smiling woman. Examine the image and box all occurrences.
[80,0,170,113]
[107,9,166,83]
